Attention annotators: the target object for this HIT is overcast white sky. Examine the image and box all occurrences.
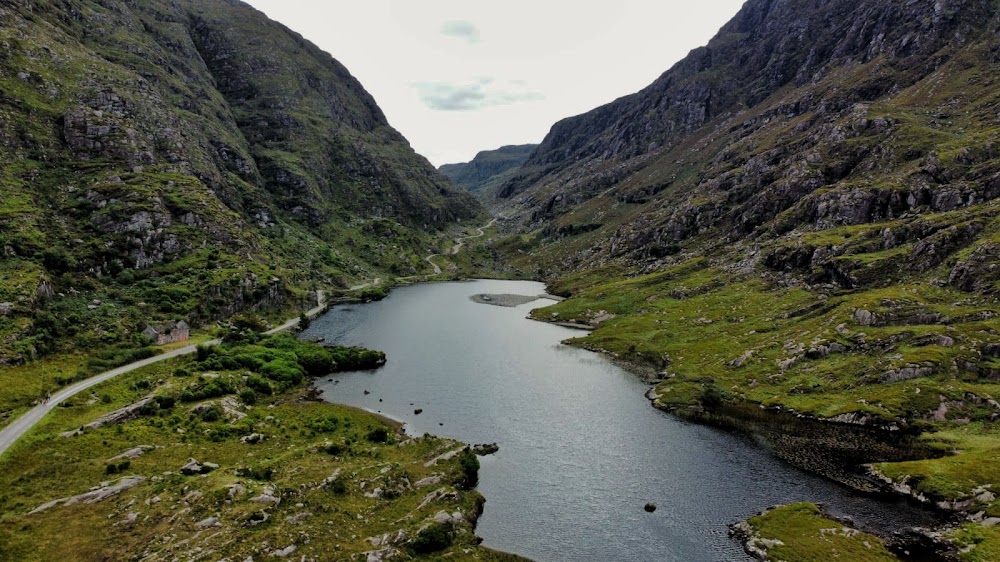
[243,1,747,167]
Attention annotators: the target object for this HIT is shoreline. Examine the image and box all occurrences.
[324,278,952,557]
[525,304,962,554]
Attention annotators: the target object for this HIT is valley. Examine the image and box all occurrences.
[4,0,1000,560]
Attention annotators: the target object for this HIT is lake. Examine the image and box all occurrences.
[304,279,938,561]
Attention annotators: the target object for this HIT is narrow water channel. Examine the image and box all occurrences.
[304,279,940,561]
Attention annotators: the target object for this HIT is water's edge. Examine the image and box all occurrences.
[302,283,944,560]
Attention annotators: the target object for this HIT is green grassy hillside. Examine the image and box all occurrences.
[492,0,1000,557]
[0,0,483,369]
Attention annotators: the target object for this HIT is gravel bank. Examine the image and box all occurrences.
[470,294,541,307]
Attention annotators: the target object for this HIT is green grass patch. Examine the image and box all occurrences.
[745,503,897,561]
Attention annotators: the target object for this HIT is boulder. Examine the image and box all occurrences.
[180,458,217,475]
[195,516,222,528]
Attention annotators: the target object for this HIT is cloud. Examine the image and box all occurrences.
[440,20,480,44]
[414,79,544,111]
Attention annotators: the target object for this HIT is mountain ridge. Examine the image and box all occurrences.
[0,0,481,364]
[439,144,537,197]
[490,1,1000,555]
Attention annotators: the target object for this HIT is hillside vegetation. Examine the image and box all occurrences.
[493,0,1000,557]
[0,0,482,368]
[0,334,517,561]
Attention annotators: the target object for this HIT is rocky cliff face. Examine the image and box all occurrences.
[497,0,1000,290]
[439,144,537,195]
[494,0,1000,436]
[0,0,480,362]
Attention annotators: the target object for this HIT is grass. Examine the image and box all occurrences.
[0,334,504,561]
[875,424,1000,512]
[744,503,897,561]
[951,524,1000,561]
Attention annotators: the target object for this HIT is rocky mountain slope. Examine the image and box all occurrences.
[494,0,1000,556]
[439,144,537,197]
[0,0,481,363]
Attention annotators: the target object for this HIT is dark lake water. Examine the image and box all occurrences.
[304,279,939,561]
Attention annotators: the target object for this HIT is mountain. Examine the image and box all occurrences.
[494,0,1000,550]
[439,144,537,196]
[0,0,481,363]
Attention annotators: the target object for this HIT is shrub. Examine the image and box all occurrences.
[261,359,304,386]
[700,384,724,410]
[410,522,453,554]
[246,374,273,396]
[105,460,131,474]
[365,427,389,443]
[231,314,267,333]
[322,442,346,456]
[297,348,335,377]
[234,353,265,371]
[329,476,347,495]
[236,466,274,481]
[308,415,340,433]
[454,448,479,490]
[154,394,176,410]
[195,344,214,362]
[198,405,224,422]
[239,388,258,405]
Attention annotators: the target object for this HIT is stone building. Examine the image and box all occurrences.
[142,320,190,345]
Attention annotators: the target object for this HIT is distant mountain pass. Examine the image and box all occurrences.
[439,144,538,197]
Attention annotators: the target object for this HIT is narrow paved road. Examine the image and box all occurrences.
[423,217,497,277]
[450,217,496,256]
[0,291,326,459]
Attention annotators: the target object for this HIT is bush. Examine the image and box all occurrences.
[239,388,258,405]
[231,314,268,333]
[154,394,176,410]
[328,346,386,371]
[297,348,335,377]
[105,460,131,474]
[234,353,265,371]
[195,344,215,362]
[700,384,724,411]
[236,465,274,481]
[246,374,273,396]
[454,448,479,490]
[410,522,453,554]
[178,379,235,403]
[261,359,304,387]
[308,415,340,433]
[198,404,224,422]
[322,442,346,456]
[41,248,75,274]
[366,427,389,443]
[329,476,347,495]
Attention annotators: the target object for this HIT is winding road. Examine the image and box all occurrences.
[424,217,497,276]
[0,291,326,459]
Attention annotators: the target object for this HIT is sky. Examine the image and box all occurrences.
[242,1,748,167]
